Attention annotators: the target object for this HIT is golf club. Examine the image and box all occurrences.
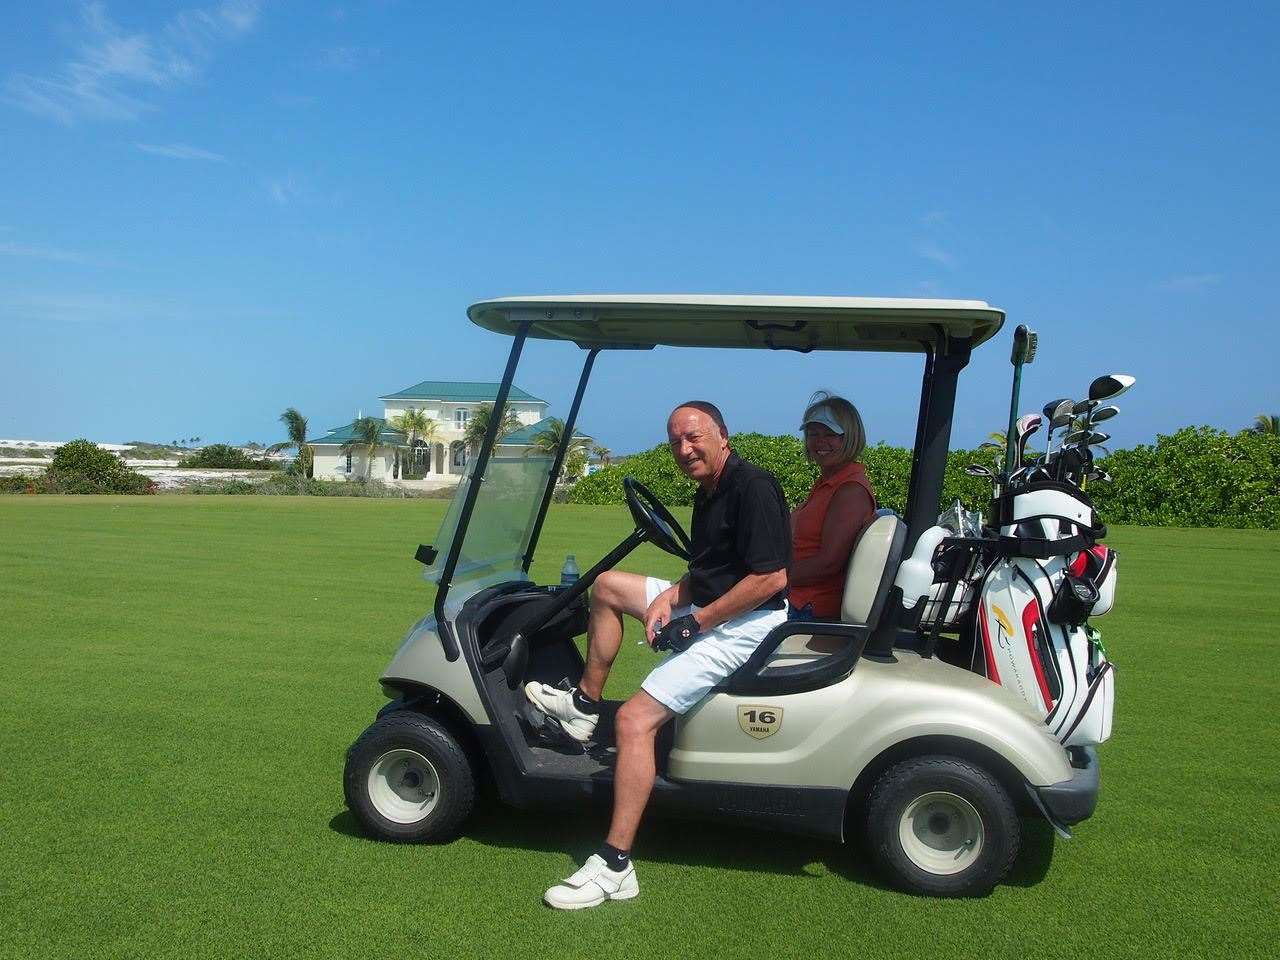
[1014,413,1042,472]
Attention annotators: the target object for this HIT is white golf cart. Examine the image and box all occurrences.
[343,296,1102,897]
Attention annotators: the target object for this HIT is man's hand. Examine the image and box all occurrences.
[643,590,676,647]
[653,614,702,652]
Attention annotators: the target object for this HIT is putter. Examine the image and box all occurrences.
[1004,326,1038,477]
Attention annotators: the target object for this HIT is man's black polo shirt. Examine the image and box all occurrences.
[688,452,791,609]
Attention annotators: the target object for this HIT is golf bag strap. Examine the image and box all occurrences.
[995,530,1097,559]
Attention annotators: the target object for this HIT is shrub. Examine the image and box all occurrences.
[44,439,155,494]
[0,474,42,493]
[1090,427,1280,528]
[181,444,277,470]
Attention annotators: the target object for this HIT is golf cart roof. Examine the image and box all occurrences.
[467,295,1004,353]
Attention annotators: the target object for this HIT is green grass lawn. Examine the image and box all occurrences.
[1,497,1277,958]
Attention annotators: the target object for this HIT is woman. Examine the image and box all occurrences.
[789,392,877,621]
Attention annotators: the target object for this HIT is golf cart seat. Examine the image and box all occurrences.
[766,509,907,666]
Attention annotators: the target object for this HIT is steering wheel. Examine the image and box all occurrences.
[623,477,692,560]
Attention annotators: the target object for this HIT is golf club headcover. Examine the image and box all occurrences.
[654,614,701,653]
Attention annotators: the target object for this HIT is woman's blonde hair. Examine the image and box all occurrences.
[802,390,866,464]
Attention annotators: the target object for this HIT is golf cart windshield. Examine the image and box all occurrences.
[423,451,554,597]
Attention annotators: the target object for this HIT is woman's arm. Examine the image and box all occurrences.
[790,484,875,586]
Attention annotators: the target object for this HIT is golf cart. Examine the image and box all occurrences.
[343,296,1106,897]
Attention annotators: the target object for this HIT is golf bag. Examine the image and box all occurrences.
[974,483,1117,747]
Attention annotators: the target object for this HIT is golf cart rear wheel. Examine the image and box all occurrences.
[865,755,1020,897]
[344,712,475,842]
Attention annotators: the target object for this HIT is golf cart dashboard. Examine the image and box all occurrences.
[462,583,589,675]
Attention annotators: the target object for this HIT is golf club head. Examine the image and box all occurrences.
[965,463,994,478]
[1085,431,1110,446]
[1064,429,1089,446]
[1014,413,1042,470]
[1071,398,1094,417]
[1090,404,1119,423]
[1050,400,1075,431]
[1088,469,1112,483]
[1042,397,1073,421]
[1088,373,1136,402]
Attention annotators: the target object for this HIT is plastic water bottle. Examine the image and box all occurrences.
[560,554,580,586]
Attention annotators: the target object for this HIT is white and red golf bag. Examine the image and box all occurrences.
[974,482,1118,747]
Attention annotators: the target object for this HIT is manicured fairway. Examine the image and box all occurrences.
[1,497,1276,959]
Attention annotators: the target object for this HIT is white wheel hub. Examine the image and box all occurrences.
[898,790,984,875]
[368,748,441,824]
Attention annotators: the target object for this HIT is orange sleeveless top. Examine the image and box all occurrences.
[789,461,877,619]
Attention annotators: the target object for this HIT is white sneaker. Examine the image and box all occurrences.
[523,682,599,743]
[544,854,639,910]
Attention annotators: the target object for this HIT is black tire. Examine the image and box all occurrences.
[343,711,476,842]
[864,755,1021,897]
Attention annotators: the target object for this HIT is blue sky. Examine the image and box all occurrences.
[3,1,1276,454]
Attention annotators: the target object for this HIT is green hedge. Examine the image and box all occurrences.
[1089,427,1280,529]
[569,428,1280,529]
[570,433,992,514]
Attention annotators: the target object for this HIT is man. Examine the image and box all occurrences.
[523,401,791,909]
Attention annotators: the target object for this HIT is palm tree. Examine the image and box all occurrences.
[591,443,612,467]
[529,417,591,481]
[390,409,438,478]
[1252,414,1279,435]
[463,403,521,454]
[340,416,387,480]
[268,407,313,478]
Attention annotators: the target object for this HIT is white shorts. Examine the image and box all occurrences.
[639,577,786,715]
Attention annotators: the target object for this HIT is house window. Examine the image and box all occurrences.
[454,408,469,429]
[452,443,467,468]
[344,452,352,474]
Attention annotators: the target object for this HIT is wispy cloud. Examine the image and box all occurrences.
[0,291,182,325]
[267,173,305,205]
[135,141,226,161]
[1157,273,1223,292]
[0,240,96,265]
[4,1,261,124]
[917,242,958,270]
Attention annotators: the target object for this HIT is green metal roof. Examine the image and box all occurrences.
[379,380,546,403]
[497,417,593,446]
[311,418,409,447]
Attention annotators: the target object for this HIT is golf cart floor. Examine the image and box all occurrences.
[516,696,622,778]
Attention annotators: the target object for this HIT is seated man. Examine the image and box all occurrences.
[524,400,791,909]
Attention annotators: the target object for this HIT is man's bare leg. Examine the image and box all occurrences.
[579,571,649,701]
[606,690,674,850]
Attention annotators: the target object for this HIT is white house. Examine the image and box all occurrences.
[309,380,589,485]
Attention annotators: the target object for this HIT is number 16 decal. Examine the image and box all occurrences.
[737,705,783,740]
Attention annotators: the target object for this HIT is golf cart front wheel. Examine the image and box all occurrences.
[865,755,1020,897]
[344,712,475,842]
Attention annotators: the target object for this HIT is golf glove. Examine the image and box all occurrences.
[654,614,701,653]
